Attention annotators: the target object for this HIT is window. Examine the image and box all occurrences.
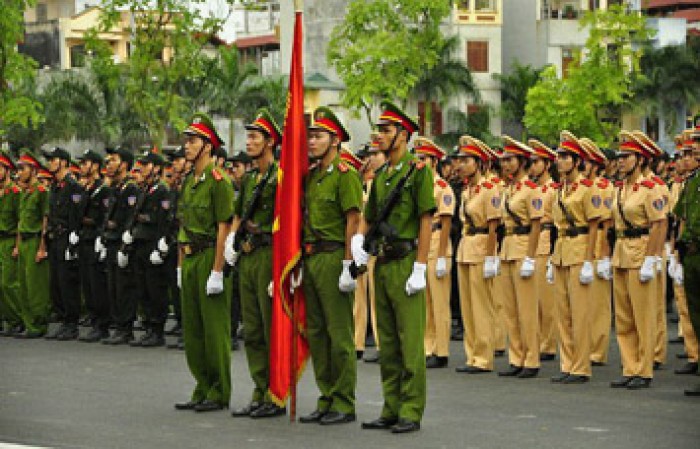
[36,3,47,22]
[417,102,443,136]
[475,0,496,12]
[467,41,489,73]
[457,1,470,10]
[70,45,86,68]
[562,48,577,78]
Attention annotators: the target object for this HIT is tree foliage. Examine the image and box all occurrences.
[524,5,653,147]
[1,0,43,139]
[493,62,543,128]
[327,0,451,124]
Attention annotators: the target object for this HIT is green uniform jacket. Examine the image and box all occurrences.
[178,164,234,242]
[675,170,700,242]
[0,182,20,235]
[233,161,278,234]
[18,182,49,234]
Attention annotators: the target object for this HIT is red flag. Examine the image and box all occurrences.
[269,10,309,408]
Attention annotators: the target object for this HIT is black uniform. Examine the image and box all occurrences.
[46,173,84,339]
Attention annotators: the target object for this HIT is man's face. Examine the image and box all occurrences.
[246,130,269,159]
[140,162,155,180]
[232,162,246,182]
[377,124,404,152]
[308,130,336,159]
[682,150,699,172]
[172,157,186,174]
[131,166,143,184]
[79,160,94,177]
[105,154,122,177]
[184,135,209,162]
[0,165,7,181]
[48,157,61,174]
[17,164,32,182]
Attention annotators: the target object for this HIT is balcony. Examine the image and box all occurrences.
[454,0,502,25]
[539,1,585,21]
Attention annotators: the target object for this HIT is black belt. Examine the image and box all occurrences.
[241,233,272,254]
[465,226,488,235]
[303,240,344,256]
[20,232,41,240]
[598,222,606,230]
[0,231,15,239]
[378,239,418,262]
[563,226,589,237]
[181,240,215,257]
[616,228,649,239]
[505,225,531,236]
[431,222,442,232]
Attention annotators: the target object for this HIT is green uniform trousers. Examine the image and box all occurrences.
[238,246,273,403]
[17,236,49,333]
[682,252,700,354]
[0,237,21,326]
[181,247,232,405]
[374,252,426,423]
[303,249,356,414]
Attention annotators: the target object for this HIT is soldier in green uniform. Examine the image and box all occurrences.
[128,152,172,347]
[174,113,234,412]
[352,102,436,433]
[15,151,50,338]
[0,151,22,336]
[297,107,362,425]
[227,109,285,419]
[675,118,700,396]
[75,150,112,342]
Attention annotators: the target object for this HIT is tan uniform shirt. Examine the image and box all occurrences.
[611,176,666,269]
[593,176,614,259]
[536,179,558,256]
[456,178,501,264]
[551,174,602,266]
[430,174,455,258]
[499,176,545,261]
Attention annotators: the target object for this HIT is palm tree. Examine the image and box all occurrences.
[493,62,543,140]
[205,46,261,151]
[410,35,480,136]
[434,106,494,150]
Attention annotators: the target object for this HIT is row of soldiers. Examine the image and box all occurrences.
[3,103,698,433]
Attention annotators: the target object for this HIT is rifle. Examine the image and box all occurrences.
[349,163,417,279]
[228,166,274,269]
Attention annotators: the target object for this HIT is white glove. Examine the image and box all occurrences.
[94,237,105,254]
[435,257,448,279]
[117,250,129,268]
[655,256,663,273]
[224,232,239,266]
[640,256,656,283]
[268,281,273,298]
[69,231,79,245]
[290,268,303,294]
[483,256,498,279]
[665,242,673,258]
[405,262,427,296]
[157,237,168,253]
[122,230,133,245]
[351,234,369,267]
[149,250,164,265]
[546,258,554,284]
[494,255,501,275]
[64,248,76,261]
[668,254,677,278]
[596,257,612,281]
[206,271,224,296]
[176,267,182,289]
[520,256,536,278]
[338,260,356,293]
[579,260,594,285]
[673,264,684,286]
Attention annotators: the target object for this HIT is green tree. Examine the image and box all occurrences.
[1,0,43,140]
[524,5,653,146]
[88,0,234,148]
[327,0,451,125]
[493,62,543,139]
[434,105,494,150]
[410,35,480,136]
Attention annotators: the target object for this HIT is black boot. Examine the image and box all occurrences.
[56,324,79,341]
[140,329,165,347]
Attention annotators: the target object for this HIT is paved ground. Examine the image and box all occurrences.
[1,322,698,449]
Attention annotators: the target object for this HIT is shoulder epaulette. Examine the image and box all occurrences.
[524,180,538,189]
[37,185,46,193]
[674,176,684,183]
[437,179,447,188]
[550,182,561,189]
[491,176,501,184]
[211,168,224,181]
[338,161,350,173]
[580,179,594,187]
[597,178,610,189]
[641,180,656,189]
[482,181,494,189]
[614,180,624,188]
[652,175,665,186]
[12,186,20,194]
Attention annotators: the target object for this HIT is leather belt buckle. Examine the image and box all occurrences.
[183,244,192,256]
[242,241,254,254]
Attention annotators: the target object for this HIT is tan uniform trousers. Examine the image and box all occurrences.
[554,264,592,376]
[589,274,612,364]
[501,260,540,368]
[613,268,656,379]
[492,274,507,352]
[675,282,699,362]
[537,255,557,355]
[353,256,379,351]
[457,262,495,370]
[654,260,667,365]
[425,256,452,357]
